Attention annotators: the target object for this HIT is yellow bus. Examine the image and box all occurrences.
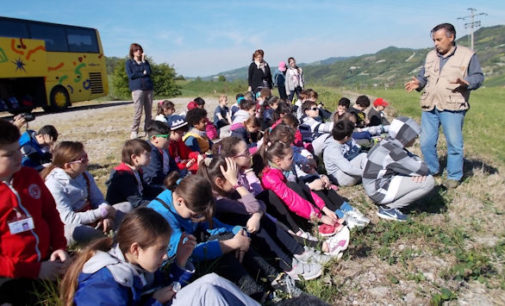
[0,16,108,113]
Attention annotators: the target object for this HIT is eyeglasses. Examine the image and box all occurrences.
[310,107,318,111]
[133,48,142,52]
[155,134,169,138]
[68,153,88,164]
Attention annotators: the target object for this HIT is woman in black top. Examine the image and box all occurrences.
[247,49,273,96]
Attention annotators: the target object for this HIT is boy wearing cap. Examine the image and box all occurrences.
[167,115,203,175]
[368,98,390,127]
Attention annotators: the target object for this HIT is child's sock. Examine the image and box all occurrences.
[339,201,353,213]
[335,209,345,218]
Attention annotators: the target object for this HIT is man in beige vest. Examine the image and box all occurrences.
[405,23,484,188]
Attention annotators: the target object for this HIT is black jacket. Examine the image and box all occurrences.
[248,61,273,92]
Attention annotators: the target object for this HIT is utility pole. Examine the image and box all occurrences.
[457,8,487,50]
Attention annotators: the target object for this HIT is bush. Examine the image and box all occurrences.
[110,57,181,99]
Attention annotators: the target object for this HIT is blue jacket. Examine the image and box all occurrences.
[74,244,194,306]
[147,190,241,262]
[105,162,163,208]
[126,59,154,91]
[142,142,178,188]
[19,131,51,171]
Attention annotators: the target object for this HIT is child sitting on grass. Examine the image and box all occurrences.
[42,141,132,246]
[349,95,370,128]
[299,100,334,143]
[142,121,179,189]
[322,119,368,187]
[0,119,68,305]
[167,115,203,175]
[368,97,391,127]
[154,99,175,123]
[106,139,162,208]
[19,124,58,171]
[61,207,258,305]
[213,95,231,129]
[183,108,213,154]
[363,117,435,222]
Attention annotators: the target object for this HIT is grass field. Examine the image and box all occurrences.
[28,84,505,305]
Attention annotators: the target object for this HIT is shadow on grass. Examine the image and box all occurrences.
[407,185,448,215]
[438,156,499,178]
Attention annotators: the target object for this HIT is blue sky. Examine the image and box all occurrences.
[3,1,504,77]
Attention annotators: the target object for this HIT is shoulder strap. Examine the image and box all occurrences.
[82,172,92,203]
[154,197,171,210]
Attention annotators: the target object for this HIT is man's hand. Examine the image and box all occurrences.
[450,77,469,89]
[405,77,420,92]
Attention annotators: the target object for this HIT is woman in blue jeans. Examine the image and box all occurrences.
[126,43,154,139]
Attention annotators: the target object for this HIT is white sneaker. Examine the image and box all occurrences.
[325,226,350,257]
[294,229,318,242]
[130,131,138,139]
[286,258,322,281]
[348,209,370,225]
[294,246,332,265]
[344,211,369,229]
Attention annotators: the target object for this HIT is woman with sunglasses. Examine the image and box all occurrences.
[42,141,132,246]
[126,43,154,140]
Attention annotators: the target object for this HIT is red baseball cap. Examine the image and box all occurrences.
[187,101,198,110]
[373,98,389,107]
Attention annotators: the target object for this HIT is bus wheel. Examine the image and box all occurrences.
[49,86,70,111]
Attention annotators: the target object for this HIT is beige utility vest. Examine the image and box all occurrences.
[420,45,474,111]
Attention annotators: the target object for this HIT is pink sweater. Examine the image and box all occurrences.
[261,166,325,219]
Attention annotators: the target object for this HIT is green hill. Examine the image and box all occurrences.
[206,25,505,88]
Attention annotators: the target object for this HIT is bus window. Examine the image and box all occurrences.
[66,28,99,53]
[0,19,29,38]
[29,23,68,52]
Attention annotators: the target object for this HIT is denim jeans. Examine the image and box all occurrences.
[420,108,466,181]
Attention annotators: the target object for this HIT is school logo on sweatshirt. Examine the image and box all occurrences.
[28,184,41,200]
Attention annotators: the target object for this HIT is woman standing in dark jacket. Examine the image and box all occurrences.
[247,49,273,96]
[126,43,154,139]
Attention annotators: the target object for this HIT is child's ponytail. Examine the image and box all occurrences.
[60,237,114,306]
[164,171,181,191]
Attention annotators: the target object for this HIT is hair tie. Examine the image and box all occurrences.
[237,97,245,104]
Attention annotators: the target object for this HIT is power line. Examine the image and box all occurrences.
[457,8,487,50]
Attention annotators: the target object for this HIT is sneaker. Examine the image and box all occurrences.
[130,131,138,139]
[325,226,350,257]
[294,246,332,265]
[343,212,367,230]
[285,258,323,281]
[443,179,460,189]
[344,210,370,229]
[318,223,342,237]
[376,206,408,222]
[271,273,303,298]
[294,229,318,242]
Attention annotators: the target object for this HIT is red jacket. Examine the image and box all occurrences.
[261,166,325,220]
[168,140,200,173]
[0,167,66,278]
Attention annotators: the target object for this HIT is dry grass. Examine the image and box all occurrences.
[18,94,505,305]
